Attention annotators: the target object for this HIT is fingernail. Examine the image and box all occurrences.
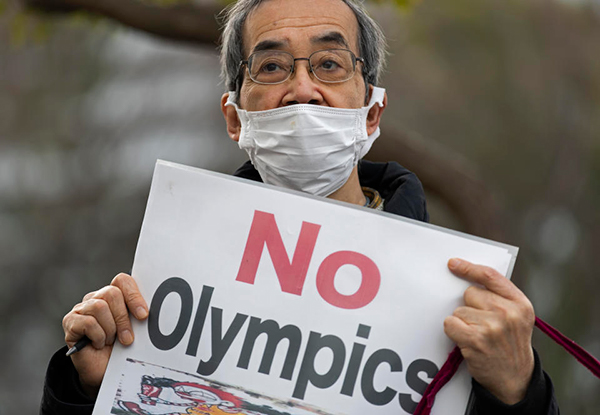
[136,307,148,319]
[121,329,133,345]
[448,258,462,268]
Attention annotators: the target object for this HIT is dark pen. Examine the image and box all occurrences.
[65,336,91,357]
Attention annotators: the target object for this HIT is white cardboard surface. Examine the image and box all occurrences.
[92,160,518,415]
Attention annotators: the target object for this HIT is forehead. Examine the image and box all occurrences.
[243,0,360,55]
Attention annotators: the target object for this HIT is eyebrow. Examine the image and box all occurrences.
[310,31,350,49]
[251,39,289,54]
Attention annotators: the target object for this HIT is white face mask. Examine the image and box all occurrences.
[225,87,386,197]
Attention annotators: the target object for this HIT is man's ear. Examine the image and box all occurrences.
[221,92,241,142]
[365,84,387,136]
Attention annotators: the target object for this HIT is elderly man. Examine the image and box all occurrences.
[40,1,558,414]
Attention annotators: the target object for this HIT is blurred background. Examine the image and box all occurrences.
[0,0,599,413]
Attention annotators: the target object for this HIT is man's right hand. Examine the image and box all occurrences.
[61,273,148,398]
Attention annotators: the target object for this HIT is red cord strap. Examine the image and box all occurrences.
[534,317,600,378]
[413,317,600,415]
[413,346,464,415]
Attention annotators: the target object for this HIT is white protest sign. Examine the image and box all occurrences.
[93,160,518,415]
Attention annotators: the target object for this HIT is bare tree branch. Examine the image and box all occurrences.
[26,0,223,45]
[369,129,507,241]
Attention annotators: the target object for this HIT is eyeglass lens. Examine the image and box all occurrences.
[247,49,357,84]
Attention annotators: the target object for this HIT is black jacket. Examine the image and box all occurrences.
[234,160,430,221]
[40,160,559,415]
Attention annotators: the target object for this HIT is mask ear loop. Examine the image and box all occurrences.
[413,317,600,415]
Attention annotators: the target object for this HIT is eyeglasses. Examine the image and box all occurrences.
[240,49,365,85]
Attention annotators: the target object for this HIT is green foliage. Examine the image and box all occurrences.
[1,1,107,47]
[370,0,421,10]
[5,10,56,47]
[140,0,191,5]
[10,11,29,46]
[0,0,180,47]
[0,0,51,46]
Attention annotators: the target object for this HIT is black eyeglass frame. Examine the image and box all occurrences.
[238,48,366,85]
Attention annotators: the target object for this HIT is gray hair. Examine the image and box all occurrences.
[218,0,387,98]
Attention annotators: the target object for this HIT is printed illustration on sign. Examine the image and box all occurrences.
[111,358,333,415]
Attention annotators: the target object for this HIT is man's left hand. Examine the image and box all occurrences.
[444,258,535,405]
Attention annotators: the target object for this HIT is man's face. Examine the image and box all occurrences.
[220,0,386,205]
[238,0,367,111]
